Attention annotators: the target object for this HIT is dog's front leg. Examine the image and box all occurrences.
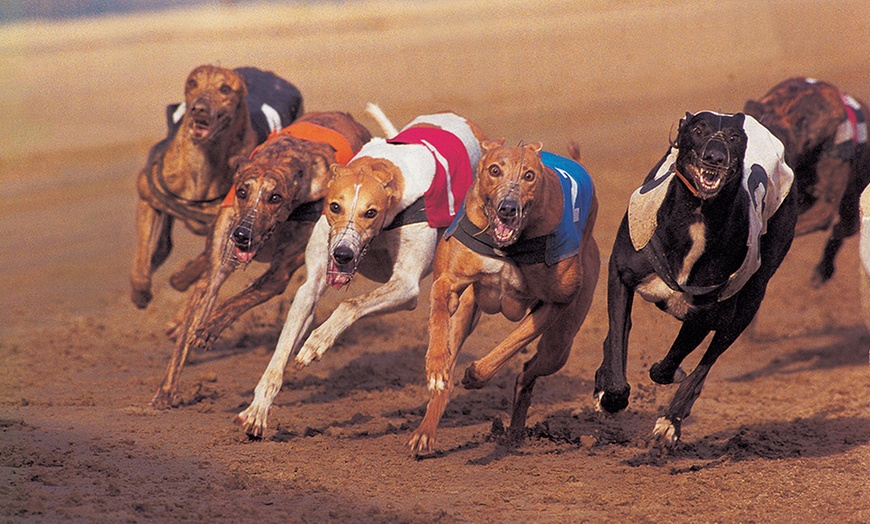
[461,301,566,390]
[408,281,477,454]
[295,225,438,368]
[194,226,310,350]
[593,256,635,414]
[131,199,173,309]
[236,218,330,437]
[151,224,235,409]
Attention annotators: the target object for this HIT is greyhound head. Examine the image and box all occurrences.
[226,135,330,265]
[674,111,747,200]
[474,139,547,247]
[323,160,402,288]
[181,65,248,144]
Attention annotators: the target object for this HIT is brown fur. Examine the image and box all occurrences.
[151,112,371,409]
[131,65,257,309]
[745,77,870,285]
[407,140,600,453]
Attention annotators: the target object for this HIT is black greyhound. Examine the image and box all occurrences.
[594,111,797,446]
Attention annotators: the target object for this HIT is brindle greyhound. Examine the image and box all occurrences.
[150,111,371,409]
[595,111,796,446]
[408,140,599,453]
[745,77,870,285]
[131,65,301,309]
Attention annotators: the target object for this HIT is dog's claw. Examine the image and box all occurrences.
[236,405,268,438]
[407,431,434,454]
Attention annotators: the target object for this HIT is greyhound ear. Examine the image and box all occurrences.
[482,139,505,151]
[229,154,245,171]
[733,112,746,126]
[525,141,543,153]
[331,164,350,179]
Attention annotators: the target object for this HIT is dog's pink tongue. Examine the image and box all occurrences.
[235,248,255,264]
[494,221,514,244]
[327,260,352,289]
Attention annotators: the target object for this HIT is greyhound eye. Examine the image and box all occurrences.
[523,170,535,181]
[219,84,232,95]
[728,132,742,143]
[236,187,248,200]
[186,78,198,90]
[364,209,378,219]
[329,202,341,214]
[488,165,501,177]
[268,193,283,204]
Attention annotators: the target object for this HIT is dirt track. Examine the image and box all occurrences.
[3,0,870,521]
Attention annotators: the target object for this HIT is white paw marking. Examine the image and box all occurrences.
[427,376,447,392]
[653,417,678,446]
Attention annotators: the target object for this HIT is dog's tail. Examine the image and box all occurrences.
[567,140,582,163]
[365,103,399,139]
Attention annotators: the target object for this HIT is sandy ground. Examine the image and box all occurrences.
[2,0,870,521]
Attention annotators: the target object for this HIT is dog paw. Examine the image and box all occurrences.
[295,334,331,368]
[461,364,487,390]
[649,362,687,384]
[131,288,152,309]
[192,327,217,351]
[406,430,436,454]
[652,416,680,448]
[593,386,630,413]
[236,404,269,438]
[150,389,178,410]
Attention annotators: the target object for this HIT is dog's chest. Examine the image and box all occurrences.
[473,257,531,320]
[636,220,706,319]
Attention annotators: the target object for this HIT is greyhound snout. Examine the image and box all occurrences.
[497,198,520,222]
[232,225,252,249]
[701,140,729,167]
[332,245,355,265]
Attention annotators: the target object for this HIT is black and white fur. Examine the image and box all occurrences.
[594,111,797,446]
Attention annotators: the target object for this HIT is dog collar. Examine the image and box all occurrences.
[673,167,700,197]
[447,210,551,265]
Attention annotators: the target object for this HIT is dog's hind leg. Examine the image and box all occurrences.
[652,322,742,447]
[812,163,865,286]
[510,290,594,442]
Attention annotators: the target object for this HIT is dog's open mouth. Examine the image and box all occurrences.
[234,245,257,265]
[687,162,728,197]
[491,215,521,246]
[191,116,213,140]
[327,258,357,289]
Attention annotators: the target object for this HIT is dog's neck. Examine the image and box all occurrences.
[162,108,255,201]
